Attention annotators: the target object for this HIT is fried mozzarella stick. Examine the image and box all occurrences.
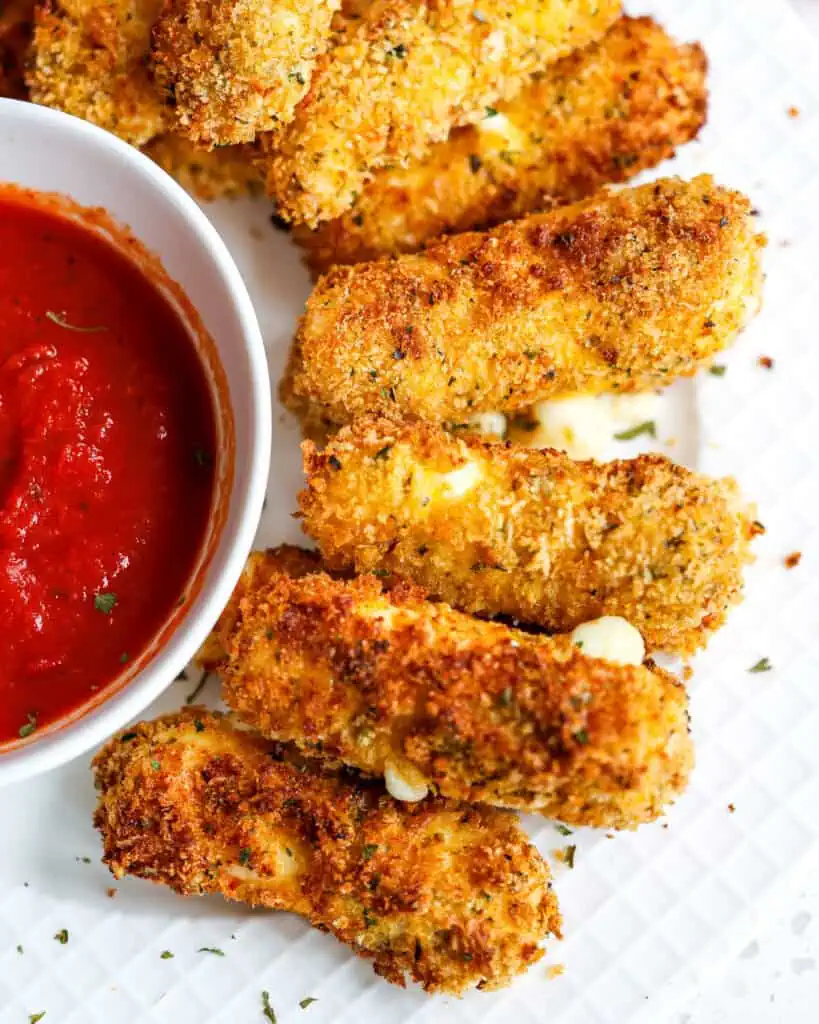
[209,553,693,829]
[152,0,341,147]
[143,133,262,200]
[93,709,560,992]
[260,0,620,226]
[300,417,757,655]
[294,16,708,274]
[285,176,764,430]
[27,0,166,145]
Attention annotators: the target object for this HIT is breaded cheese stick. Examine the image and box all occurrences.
[93,709,560,992]
[259,0,620,226]
[209,554,693,829]
[143,133,262,200]
[151,0,341,146]
[294,16,709,274]
[27,0,166,144]
[284,176,764,430]
[299,416,758,655]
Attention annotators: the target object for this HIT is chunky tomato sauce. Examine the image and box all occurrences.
[0,193,217,744]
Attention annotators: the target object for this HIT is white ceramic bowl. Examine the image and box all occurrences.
[0,99,271,785]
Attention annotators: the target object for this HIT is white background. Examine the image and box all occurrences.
[679,6,819,1022]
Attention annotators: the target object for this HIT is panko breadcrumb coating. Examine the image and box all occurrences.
[93,708,560,992]
[207,549,694,829]
[294,16,708,274]
[284,176,765,433]
[151,0,340,147]
[143,133,262,199]
[27,0,166,144]
[299,416,758,655]
[259,0,621,226]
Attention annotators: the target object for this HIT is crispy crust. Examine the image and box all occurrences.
[93,708,560,992]
[210,551,694,829]
[294,16,709,273]
[284,176,765,430]
[143,132,262,199]
[27,0,166,144]
[151,0,340,147]
[259,0,620,227]
[299,416,757,655]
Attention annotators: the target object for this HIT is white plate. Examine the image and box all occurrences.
[2,1,819,1021]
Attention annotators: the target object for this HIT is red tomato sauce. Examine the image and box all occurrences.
[0,194,217,744]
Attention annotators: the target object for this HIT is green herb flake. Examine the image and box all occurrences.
[496,687,513,708]
[46,310,106,332]
[556,824,573,837]
[709,365,727,377]
[373,445,392,461]
[363,909,378,928]
[288,69,306,85]
[239,847,251,866]
[151,760,161,771]
[299,997,318,1010]
[29,1014,46,1024]
[160,950,174,959]
[94,592,117,615]
[564,844,577,869]
[361,843,379,861]
[328,455,342,471]
[194,719,206,733]
[121,731,138,742]
[76,856,91,864]
[613,421,656,442]
[387,43,407,58]
[484,106,498,118]
[194,447,212,468]
[748,657,773,674]
[573,728,589,745]
[18,712,37,738]
[119,651,129,664]
[54,929,69,945]
[261,990,277,1023]
[16,944,23,954]
[198,947,225,956]
[469,154,482,173]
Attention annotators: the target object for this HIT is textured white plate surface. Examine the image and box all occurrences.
[2,1,818,1021]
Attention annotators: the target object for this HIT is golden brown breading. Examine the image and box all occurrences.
[151,0,340,147]
[259,0,621,227]
[284,177,765,432]
[0,0,34,98]
[143,133,262,199]
[294,16,709,274]
[299,416,757,655]
[93,709,560,992]
[197,544,322,668]
[209,554,693,829]
[27,0,166,144]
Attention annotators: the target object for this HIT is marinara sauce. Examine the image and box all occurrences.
[0,192,217,744]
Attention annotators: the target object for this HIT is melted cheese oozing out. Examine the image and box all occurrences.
[506,391,663,460]
[467,411,507,440]
[570,616,646,667]
[476,112,527,151]
[384,757,429,802]
[411,459,483,505]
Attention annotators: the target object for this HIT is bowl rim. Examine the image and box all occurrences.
[0,99,271,785]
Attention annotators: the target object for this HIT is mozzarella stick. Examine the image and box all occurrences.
[151,0,341,146]
[27,0,166,145]
[259,0,620,226]
[283,176,764,431]
[143,133,262,200]
[208,553,693,829]
[299,416,758,655]
[93,709,560,993]
[294,16,708,274]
